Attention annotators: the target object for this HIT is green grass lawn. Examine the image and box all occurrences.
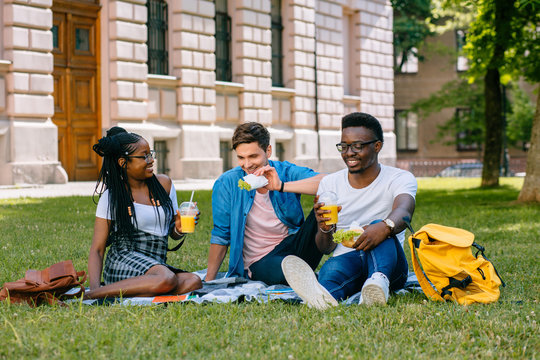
[0,178,538,359]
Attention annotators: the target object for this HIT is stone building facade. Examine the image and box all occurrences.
[0,0,395,185]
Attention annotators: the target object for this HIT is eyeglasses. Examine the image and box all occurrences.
[335,140,379,153]
[125,150,156,164]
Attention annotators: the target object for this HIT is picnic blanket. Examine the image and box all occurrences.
[67,270,422,306]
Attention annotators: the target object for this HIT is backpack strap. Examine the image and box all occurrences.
[402,216,414,233]
[440,275,472,300]
[408,234,445,302]
[472,242,506,287]
[167,237,185,252]
[167,222,186,252]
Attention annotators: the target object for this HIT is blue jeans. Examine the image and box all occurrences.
[318,231,409,301]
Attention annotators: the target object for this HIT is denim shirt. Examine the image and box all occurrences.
[211,160,318,278]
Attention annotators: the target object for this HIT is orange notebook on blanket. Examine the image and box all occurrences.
[151,294,196,303]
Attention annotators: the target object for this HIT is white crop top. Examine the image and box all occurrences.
[96,184,179,236]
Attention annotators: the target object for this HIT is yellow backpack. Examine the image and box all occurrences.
[407,222,505,305]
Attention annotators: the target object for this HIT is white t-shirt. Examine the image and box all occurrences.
[317,165,417,257]
[96,184,179,237]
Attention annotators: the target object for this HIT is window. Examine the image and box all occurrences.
[154,140,169,175]
[52,25,59,50]
[342,10,357,95]
[220,141,232,172]
[456,30,468,72]
[395,48,418,74]
[275,142,285,161]
[456,108,480,151]
[215,0,232,82]
[75,28,90,52]
[147,0,168,75]
[271,0,283,87]
[395,110,418,151]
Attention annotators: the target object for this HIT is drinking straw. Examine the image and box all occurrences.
[189,190,195,204]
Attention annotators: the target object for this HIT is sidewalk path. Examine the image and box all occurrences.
[0,179,215,199]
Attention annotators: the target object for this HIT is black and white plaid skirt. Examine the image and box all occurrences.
[103,230,184,284]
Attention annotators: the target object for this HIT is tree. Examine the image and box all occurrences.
[519,94,540,201]
[392,0,434,73]
[506,85,535,149]
[451,0,540,188]
[460,0,515,186]
[513,0,540,202]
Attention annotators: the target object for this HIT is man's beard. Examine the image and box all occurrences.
[348,167,366,174]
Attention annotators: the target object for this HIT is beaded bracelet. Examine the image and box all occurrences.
[319,225,336,234]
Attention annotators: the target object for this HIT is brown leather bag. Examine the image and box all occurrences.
[0,260,87,306]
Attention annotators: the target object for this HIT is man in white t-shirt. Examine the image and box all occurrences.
[282,112,417,309]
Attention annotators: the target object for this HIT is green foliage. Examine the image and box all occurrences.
[506,1,540,82]
[507,85,536,146]
[392,0,434,72]
[411,78,534,150]
[0,181,538,358]
[440,0,540,83]
[410,78,485,147]
[429,0,475,34]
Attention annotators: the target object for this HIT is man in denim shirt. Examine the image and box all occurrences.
[206,122,326,285]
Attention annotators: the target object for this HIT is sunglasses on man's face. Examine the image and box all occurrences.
[335,140,379,154]
[125,150,156,164]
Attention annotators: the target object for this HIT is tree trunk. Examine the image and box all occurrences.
[518,90,540,202]
[481,68,504,187]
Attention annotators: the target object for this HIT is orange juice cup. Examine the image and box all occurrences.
[320,204,338,225]
[179,202,198,233]
[318,191,338,226]
[180,215,196,233]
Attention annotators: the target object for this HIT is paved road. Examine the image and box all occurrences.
[0,179,215,199]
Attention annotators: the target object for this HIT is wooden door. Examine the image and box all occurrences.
[52,1,100,181]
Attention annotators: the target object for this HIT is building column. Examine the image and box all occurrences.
[170,0,221,179]
[313,0,346,172]
[232,0,272,125]
[108,0,149,124]
[2,0,66,185]
[358,0,395,165]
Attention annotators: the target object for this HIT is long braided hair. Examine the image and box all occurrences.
[92,126,174,240]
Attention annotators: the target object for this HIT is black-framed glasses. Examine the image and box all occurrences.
[126,150,156,164]
[335,140,379,153]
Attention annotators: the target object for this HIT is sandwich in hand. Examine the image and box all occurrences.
[332,226,364,248]
[238,174,269,191]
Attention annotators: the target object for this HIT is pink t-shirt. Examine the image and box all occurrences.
[243,191,289,272]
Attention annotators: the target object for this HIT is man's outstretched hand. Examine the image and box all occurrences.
[253,165,282,191]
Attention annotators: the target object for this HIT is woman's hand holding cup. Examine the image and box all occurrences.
[179,202,199,233]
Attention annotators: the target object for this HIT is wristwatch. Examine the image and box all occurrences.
[383,218,395,233]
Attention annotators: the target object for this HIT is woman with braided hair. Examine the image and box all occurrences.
[85,126,202,299]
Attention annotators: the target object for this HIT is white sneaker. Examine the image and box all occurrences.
[360,272,390,305]
[281,255,338,310]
